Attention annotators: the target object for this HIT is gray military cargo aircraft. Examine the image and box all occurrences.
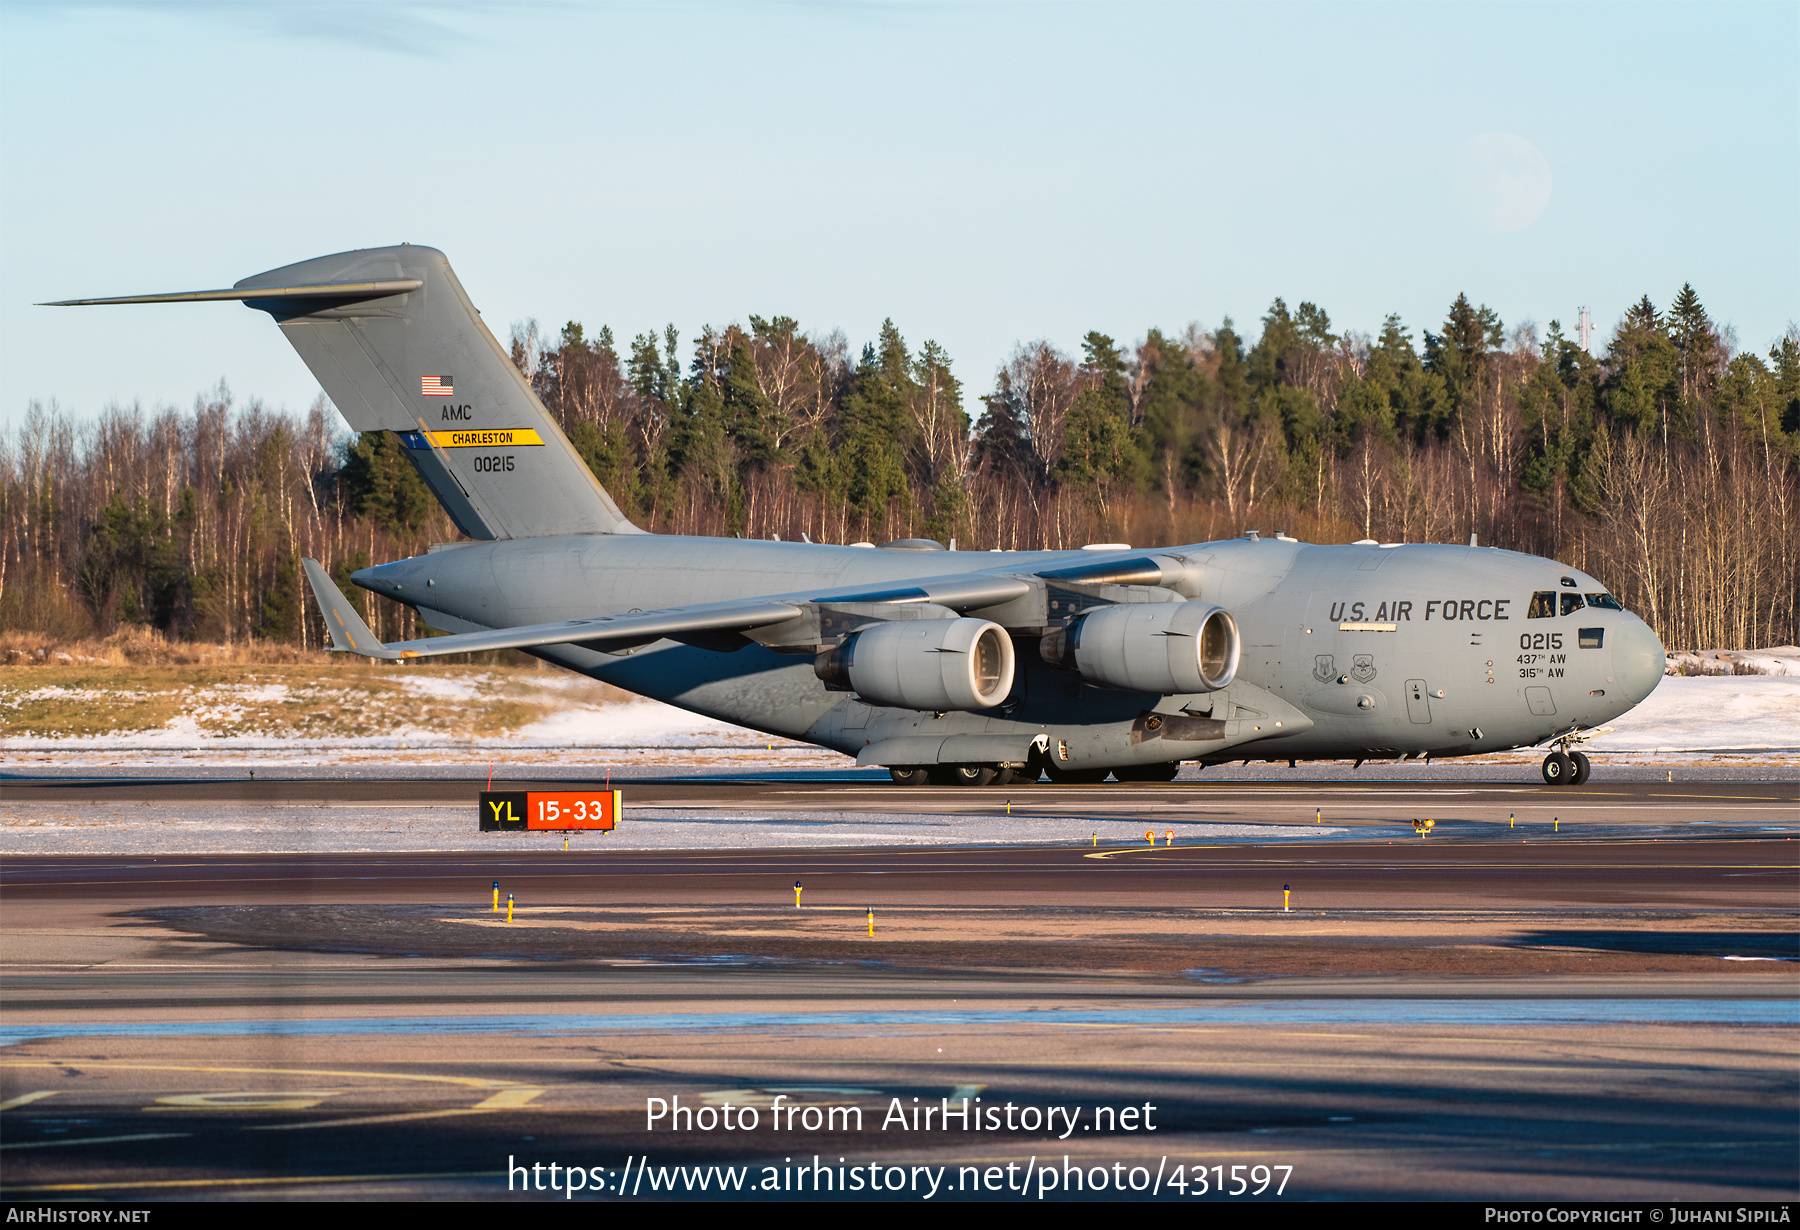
[51,245,1665,786]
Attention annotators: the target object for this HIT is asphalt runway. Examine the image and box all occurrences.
[1,770,1795,1201]
[7,769,1799,816]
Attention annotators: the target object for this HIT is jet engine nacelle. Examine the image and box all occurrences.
[1040,602,1240,694]
[814,617,1016,711]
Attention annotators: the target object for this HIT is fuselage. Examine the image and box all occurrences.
[356,534,1666,770]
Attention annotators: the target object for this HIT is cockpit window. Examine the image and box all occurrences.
[1560,592,1586,616]
[1586,592,1623,610]
[1527,591,1556,618]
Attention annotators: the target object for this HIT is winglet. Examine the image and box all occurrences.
[301,558,403,659]
[38,279,422,307]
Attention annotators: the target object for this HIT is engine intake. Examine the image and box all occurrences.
[1040,602,1239,694]
[815,617,1016,711]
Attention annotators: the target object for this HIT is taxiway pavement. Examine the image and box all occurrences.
[1,770,1794,1201]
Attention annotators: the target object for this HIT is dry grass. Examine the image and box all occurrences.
[0,628,332,668]
[0,659,636,741]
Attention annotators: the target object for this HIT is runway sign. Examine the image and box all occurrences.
[480,789,621,831]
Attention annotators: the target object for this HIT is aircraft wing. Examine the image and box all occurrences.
[302,555,1077,663]
[301,558,801,660]
[804,572,1032,609]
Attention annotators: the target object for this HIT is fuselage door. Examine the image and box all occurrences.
[1405,678,1431,724]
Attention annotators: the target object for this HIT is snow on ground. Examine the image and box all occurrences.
[390,673,491,702]
[1586,675,1800,752]
[512,700,773,746]
[3,675,1795,767]
[1665,646,1800,677]
[0,695,789,760]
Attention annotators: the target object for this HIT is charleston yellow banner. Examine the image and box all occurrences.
[418,428,544,448]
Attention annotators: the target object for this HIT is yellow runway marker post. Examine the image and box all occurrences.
[506,893,513,923]
[1144,830,1154,846]
[794,880,802,909]
[867,906,874,938]
[1283,883,1291,912]
[1165,830,1174,846]
[492,880,499,912]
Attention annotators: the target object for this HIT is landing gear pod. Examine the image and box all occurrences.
[815,617,1015,711]
[1041,602,1239,694]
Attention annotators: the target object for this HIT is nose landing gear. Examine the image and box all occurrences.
[1541,743,1592,785]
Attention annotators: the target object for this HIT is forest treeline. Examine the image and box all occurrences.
[3,286,1797,654]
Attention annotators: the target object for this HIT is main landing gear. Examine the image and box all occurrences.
[890,765,1028,787]
[889,760,1184,786]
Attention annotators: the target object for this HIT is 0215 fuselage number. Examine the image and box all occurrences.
[1519,632,1563,651]
[473,454,514,472]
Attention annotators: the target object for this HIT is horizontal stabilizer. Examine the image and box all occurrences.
[40,280,423,307]
[302,558,800,660]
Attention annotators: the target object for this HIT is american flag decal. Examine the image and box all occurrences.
[421,375,454,397]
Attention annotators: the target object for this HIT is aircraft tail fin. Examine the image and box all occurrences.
[52,245,640,541]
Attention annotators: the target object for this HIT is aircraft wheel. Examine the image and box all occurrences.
[889,767,929,786]
[1115,762,1181,782]
[950,764,997,787]
[1541,752,1573,785]
[990,767,1020,786]
[1569,750,1591,785]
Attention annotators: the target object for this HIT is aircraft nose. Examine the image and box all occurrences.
[1612,618,1666,704]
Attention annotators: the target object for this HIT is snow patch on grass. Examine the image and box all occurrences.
[514,700,767,747]
[1593,675,1800,751]
[393,673,494,702]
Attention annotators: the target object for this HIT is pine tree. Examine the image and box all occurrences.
[1666,283,1716,407]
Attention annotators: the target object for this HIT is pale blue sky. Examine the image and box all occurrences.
[2,1,1795,429]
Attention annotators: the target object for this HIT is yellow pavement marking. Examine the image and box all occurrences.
[1,1132,190,1152]
[0,1066,547,1130]
[253,1108,489,1131]
[255,1086,546,1130]
[150,1090,341,1112]
[0,1059,522,1091]
[2,1170,502,1194]
[0,1090,57,1111]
